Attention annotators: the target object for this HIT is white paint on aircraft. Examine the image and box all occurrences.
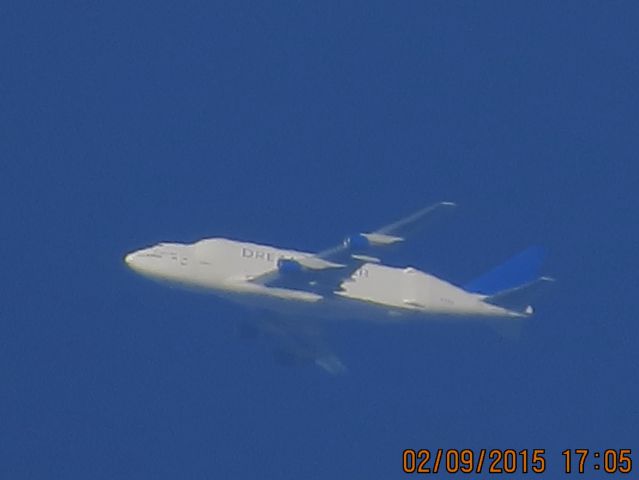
[124,202,552,372]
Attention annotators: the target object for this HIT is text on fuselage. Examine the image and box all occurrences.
[241,247,369,277]
[242,247,283,263]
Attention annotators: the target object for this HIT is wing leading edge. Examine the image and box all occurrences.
[250,201,457,293]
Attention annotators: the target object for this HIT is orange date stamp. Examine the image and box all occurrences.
[403,448,547,475]
[402,448,633,475]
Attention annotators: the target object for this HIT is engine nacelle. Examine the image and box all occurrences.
[344,233,370,251]
[277,258,304,274]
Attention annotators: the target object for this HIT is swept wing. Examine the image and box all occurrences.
[250,201,456,293]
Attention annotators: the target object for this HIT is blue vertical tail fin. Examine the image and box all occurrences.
[464,246,546,295]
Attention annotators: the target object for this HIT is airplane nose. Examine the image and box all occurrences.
[124,252,136,266]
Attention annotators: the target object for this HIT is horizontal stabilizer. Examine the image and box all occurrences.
[484,276,555,314]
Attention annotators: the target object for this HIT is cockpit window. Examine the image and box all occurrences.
[138,253,162,258]
[156,243,180,256]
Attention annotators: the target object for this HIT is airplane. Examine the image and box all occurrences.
[124,202,553,373]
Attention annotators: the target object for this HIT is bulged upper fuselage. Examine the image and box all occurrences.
[124,238,522,320]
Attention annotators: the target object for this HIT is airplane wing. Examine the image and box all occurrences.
[250,201,456,293]
[239,312,347,374]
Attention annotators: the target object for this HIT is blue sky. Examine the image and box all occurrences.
[1,1,637,478]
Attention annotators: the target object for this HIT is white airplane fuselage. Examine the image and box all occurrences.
[124,238,523,320]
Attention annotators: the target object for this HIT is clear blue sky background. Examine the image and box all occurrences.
[1,1,637,478]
